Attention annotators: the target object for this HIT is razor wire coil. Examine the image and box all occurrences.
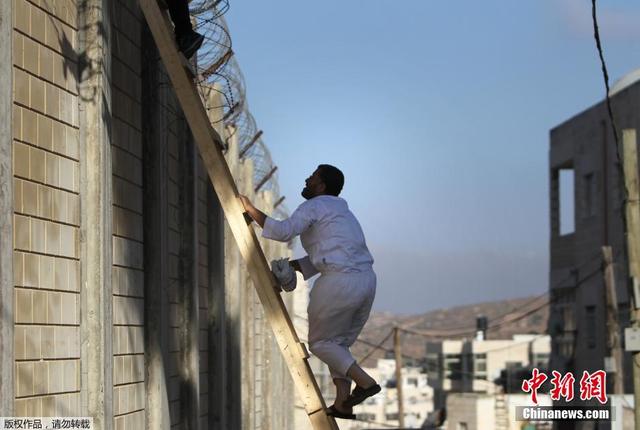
[189,5,287,217]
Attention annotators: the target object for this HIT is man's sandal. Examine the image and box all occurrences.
[326,405,356,420]
[345,383,381,407]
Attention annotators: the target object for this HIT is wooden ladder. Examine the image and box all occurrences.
[137,1,339,429]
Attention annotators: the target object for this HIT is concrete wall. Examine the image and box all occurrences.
[0,0,14,417]
[12,0,82,417]
[111,1,145,428]
[5,2,308,429]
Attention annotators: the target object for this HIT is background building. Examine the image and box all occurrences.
[548,69,640,406]
[426,334,550,411]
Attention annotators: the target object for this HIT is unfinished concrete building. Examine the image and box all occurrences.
[0,0,315,429]
[548,70,640,412]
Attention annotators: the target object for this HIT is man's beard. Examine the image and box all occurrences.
[301,187,313,200]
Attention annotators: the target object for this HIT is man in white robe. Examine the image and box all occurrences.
[240,164,381,419]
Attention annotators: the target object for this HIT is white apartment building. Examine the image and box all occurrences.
[426,335,551,409]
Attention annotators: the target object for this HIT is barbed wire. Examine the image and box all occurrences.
[188,4,287,217]
[193,15,234,123]
[189,0,229,17]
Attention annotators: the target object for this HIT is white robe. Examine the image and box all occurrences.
[262,195,376,380]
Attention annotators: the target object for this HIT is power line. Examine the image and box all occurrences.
[466,334,547,355]
[396,297,549,339]
[397,293,547,336]
[356,298,550,361]
[478,251,602,331]
[357,333,548,384]
[590,0,629,256]
[482,300,550,333]
[590,0,620,152]
[357,330,394,362]
[386,251,605,339]
[356,250,615,365]
[488,292,547,324]
[356,331,432,362]
[358,331,548,364]
[399,252,606,339]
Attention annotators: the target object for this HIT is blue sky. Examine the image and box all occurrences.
[224,0,640,314]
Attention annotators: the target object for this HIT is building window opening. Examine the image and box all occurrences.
[473,353,487,380]
[560,168,575,235]
[444,354,462,380]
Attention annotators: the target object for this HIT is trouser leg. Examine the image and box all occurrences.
[308,271,376,380]
[167,0,193,36]
[326,291,373,382]
[343,276,376,348]
[328,366,350,382]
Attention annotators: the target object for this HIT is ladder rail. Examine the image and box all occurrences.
[137,1,338,429]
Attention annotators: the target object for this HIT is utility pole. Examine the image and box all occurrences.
[394,326,405,428]
[602,246,624,394]
[621,128,640,429]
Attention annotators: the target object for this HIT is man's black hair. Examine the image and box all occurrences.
[317,164,344,196]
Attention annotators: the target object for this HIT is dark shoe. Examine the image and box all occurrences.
[326,405,356,420]
[345,383,381,407]
[177,31,205,59]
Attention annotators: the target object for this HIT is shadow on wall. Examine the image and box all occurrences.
[39,0,106,104]
[12,0,87,418]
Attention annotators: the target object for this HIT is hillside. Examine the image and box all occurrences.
[352,294,549,367]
